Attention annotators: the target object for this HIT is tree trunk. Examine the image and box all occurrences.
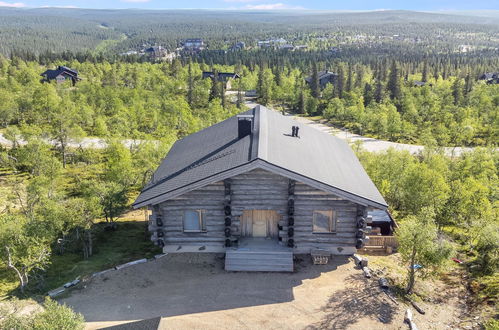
[6,246,26,293]
[87,229,93,257]
[406,245,417,294]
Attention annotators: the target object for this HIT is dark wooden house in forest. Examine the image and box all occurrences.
[305,70,338,89]
[41,66,81,86]
[479,72,499,84]
[202,72,240,90]
[133,106,387,272]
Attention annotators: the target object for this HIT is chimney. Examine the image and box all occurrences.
[291,126,300,137]
[237,115,253,139]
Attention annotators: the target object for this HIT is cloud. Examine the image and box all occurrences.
[224,0,260,2]
[244,3,303,10]
[0,1,25,7]
[41,5,78,8]
[121,0,150,3]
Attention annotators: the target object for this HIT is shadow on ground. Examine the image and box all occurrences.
[307,274,399,329]
[60,254,349,323]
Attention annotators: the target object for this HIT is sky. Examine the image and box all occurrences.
[0,0,497,11]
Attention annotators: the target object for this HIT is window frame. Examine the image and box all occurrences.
[183,210,207,233]
[312,210,337,234]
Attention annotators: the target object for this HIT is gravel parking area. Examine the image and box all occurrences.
[60,253,458,329]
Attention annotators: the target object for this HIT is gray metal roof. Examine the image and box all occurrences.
[133,105,387,209]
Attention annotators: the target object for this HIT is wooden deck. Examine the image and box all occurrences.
[225,238,294,272]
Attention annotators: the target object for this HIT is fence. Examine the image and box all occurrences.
[366,235,398,249]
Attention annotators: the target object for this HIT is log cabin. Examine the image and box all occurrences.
[133,106,387,271]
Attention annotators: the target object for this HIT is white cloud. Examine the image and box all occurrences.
[121,0,150,3]
[244,3,303,10]
[224,0,260,3]
[0,1,26,7]
[41,5,78,8]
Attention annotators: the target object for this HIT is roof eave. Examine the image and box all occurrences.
[132,159,387,210]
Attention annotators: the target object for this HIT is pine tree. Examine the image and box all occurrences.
[310,62,320,98]
[387,60,402,100]
[209,70,220,101]
[464,72,473,96]
[346,63,353,93]
[298,90,305,114]
[187,61,194,107]
[363,82,373,106]
[335,65,345,99]
[374,78,383,103]
[452,78,463,105]
[422,59,429,82]
[355,65,364,89]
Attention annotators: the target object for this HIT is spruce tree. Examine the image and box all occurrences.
[310,61,320,98]
[387,60,401,100]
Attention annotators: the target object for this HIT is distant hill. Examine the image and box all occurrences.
[0,8,497,56]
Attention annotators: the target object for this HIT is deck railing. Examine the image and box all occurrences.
[366,235,398,248]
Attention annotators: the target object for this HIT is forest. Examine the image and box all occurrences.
[1,8,498,56]
[0,7,497,329]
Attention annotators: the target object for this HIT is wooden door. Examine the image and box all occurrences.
[241,210,280,238]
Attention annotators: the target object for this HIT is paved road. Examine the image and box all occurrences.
[245,100,474,156]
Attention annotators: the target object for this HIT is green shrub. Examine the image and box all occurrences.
[32,298,84,330]
[485,318,499,330]
[0,298,84,330]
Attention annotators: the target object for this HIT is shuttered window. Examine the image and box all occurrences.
[183,210,206,232]
[313,210,336,233]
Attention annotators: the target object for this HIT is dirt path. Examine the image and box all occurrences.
[0,134,154,149]
[59,254,465,330]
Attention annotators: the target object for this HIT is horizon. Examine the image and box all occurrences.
[0,1,498,11]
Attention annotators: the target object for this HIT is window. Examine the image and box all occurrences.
[313,210,336,233]
[183,210,206,232]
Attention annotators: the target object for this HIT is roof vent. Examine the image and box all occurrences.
[291,126,300,137]
[237,115,253,139]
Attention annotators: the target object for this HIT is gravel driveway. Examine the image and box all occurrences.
[58,254,436,330]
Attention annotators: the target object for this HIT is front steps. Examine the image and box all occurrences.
[225,250,294,272]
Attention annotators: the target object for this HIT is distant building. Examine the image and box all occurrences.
[257,38,287,49]
[329,47,340,54]
[412,81,433,87]
[230,42,246,51]
[144,46,176,61]
[279,44,295,51]
[183,38,205,51]
[245,90,258,98]
[479,72,499,84]
[41,66,81,86]
[458,44,474,53]
[305,71,338,89]
[202,72,240,90]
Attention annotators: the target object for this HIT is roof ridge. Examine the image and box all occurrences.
[256,105,268,160]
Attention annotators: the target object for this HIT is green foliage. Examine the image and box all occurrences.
[0,214,52,293]
[485,318,499,330]
[1,298,84,330]
[395,208,453,293]
[32,298,85,330]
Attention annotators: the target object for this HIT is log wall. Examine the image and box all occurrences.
[149,168,363,255]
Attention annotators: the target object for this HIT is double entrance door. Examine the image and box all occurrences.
[240,210,280,238]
